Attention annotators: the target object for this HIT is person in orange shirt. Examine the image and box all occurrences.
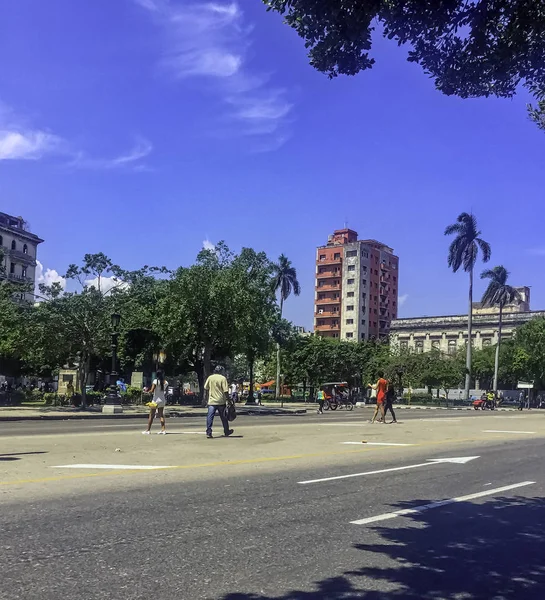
[369,371,388,424]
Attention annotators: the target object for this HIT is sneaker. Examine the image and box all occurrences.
[157,430,166,435]
[142,430,150,435]
[206,433,213,439]
[225,429,234,437]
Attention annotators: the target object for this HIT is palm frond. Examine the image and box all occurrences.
[271,254,301,303]
[480,268,497,281]
[444,223,464,236]
[447,238,465,272]
[462,241,478,272]
[477,238,492,263]
[480,265,518,308]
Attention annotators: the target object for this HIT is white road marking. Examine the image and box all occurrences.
[52,464,173,470]
[483,430,536,434]
[492,416,530,419]
[341,442,414,446]
[320,423,373,426]
[419,418,462,422]
[298,456,479,485]
[350,481,535,525]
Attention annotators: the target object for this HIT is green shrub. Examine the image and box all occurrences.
[43,392,56,405]
[122,386,145,405]
[85,391,103,405]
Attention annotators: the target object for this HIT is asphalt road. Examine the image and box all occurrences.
[0,406,499,436]
[2,410,545,600]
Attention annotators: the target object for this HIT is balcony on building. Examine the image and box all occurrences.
[315,295,341,304]
[6,247,37,266]
[315,323,341,332]
[316,257,343,266]
[315,282,341,291]
[316,270,341,279]
[315,307,341,317]
[7,273,32,284]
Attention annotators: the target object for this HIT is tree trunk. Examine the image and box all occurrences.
[199,345,213,407]
[246,355,255,405]
[194,358,205,407]
[275,297,284,403]
[465,268,473,400]
[79,355,89,408]
[493,304,503,394]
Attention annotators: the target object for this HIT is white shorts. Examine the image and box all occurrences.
[153,399,166,408]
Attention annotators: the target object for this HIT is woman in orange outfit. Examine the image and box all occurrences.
[369,371,388,424]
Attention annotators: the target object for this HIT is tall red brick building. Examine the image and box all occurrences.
[314,228,399,340]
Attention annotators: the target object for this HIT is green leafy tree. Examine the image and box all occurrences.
[528,100,545,131]
[161,243,237,401]
[513,317,545,387]
[264,0,545,128]
[472,347,495,391]
[387,347,426,394]
[271,254,301,399]
[480,266,520,394]
[445,212,491,399]
[32,253,137,405]
[232,248,279,403]
[0,280,33,376]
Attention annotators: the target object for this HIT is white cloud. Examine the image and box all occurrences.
[398,294,409,307]
[203,239,215,251]
[68,137,153,170]
[0,100,151,168]
[0,130,63,161]
[0,103,64,161]
[84,276,129,294]
[134,1,293,150]
[34,260,66,297]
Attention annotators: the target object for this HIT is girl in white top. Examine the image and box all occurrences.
[143,371,168,435]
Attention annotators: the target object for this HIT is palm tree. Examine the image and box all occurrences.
[481,266,520,394]
[445,213,491,400]
[272,254,301,403]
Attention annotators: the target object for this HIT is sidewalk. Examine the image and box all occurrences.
[0,402,309,421]
[0,401,519,421]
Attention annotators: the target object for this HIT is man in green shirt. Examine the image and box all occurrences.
[205,366,234,439]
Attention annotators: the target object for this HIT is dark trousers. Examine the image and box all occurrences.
[206,404,229,436]
[384,401,397,421]
[317,398,324,413]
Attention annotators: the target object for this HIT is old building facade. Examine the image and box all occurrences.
[390,288,543,353]
[0,212,43,302]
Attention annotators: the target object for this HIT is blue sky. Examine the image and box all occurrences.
[1,0,544,328]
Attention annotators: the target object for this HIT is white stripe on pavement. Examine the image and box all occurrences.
[341,442,415,446]
[483,430,536,434]
[53,464,174,470]
[350,481,536,525]
[419,418,462,422]
[298,456,478,485]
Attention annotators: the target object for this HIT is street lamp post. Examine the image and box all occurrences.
[396,369,404,403]
[103,313,123,414]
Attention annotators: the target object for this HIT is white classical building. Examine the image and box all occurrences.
[390,287,544,353]
[0,212,44,302]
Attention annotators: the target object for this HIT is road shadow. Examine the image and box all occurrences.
[0,451,48,462]
[220,493,545,599]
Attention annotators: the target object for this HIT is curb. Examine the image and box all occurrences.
[354,403,517,412]
[0,407,307,422]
